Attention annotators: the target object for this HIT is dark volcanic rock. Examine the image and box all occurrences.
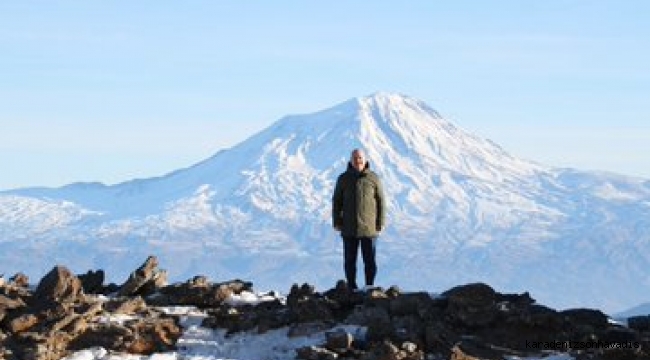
[77,270,105,295]
[1,258,648,360]
[442,283,499,329]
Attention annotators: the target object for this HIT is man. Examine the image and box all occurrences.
[332,148,386,291]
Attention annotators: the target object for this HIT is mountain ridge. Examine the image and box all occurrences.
[1,92,649,314]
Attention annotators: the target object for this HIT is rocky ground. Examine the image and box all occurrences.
[1,256,648,360]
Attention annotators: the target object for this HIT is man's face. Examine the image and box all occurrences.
[351,150,366,171]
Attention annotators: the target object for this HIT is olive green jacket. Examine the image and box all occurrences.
[332,162,386,238]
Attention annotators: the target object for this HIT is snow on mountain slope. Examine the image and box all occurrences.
[1,92,649,313]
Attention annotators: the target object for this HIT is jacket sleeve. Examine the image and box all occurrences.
[332,175,344,228]
[375,177,386,231]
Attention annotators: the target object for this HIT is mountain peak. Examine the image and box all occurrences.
[312,92,541,183]
[356,92,443,120]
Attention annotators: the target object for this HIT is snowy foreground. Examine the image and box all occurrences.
[62,291,574,360]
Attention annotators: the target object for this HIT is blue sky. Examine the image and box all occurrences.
[1,1,649,190]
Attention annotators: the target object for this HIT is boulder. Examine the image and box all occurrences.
[628,315,650,332]
[77,270,105,294]
[8,313,39,333]
[33,266,83,304]
[442,283,499,329]
[118,256,167,297]
[10,272,29,288]
[325,328,354,350]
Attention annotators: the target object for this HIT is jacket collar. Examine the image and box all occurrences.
[347,161,370,174]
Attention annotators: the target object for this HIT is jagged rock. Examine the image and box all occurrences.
[251,298,291,333]
[364,339,424,360]
[560,308,610,334]
[385,285,402,298]
[424,322,457,355]
[218,279,252,294]
[2,256,649,360]
[323,280,353,301]
[105,296,148,315]
[8,313,38,333]
[602,326,640,344]
[0,259,180,359]
[0,294,26,311]
[203,298,293,335]
[401,341,419,353]
[47,303,92,334]
[33,266,83,304]
[151,278,253,308]
[5,328,71,360]
[295,345,339,360]
[389,292,434,317]
[9,273,29,288]
[69,311,181,355]
[59,301,102,335]
[69,323,134,351]
[325,328,354,350]
[628,315,650,332]
[211,282,250,305]
[498,291,535,310]
[126,317,181,354]
[1,299,104,360]
[289,296,334,324]
[287,283,335,324]
[0,294,27,323]
[183,275,210,288]
[288,283,317,305]
[118,256,167,297]
[201,306,243,333]
[473,303,563,352]
[77,269,105,294]
[366,287,389,300]
[347,305,393,342]
[442,283,499,329]
[371,340,401,358]
[451,338,510,360]
[392,314,425,345]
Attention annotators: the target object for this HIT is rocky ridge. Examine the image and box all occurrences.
[0,256,648,360]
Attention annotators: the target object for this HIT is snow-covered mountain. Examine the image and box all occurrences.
[1,92,649,313]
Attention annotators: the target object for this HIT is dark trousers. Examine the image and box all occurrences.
[343,236,377,289]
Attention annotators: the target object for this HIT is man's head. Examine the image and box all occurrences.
[350,149,367,172]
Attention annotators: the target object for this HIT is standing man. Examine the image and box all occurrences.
[332,148,386,291]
